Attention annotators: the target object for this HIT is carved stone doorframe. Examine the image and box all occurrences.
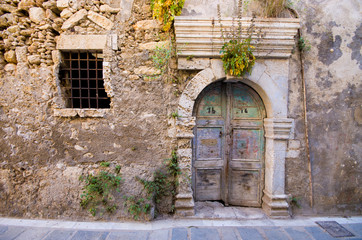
[174,59,294,218]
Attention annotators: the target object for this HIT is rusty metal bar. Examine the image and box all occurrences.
[60,51,110,109]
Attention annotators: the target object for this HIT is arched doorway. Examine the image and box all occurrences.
[193,81,266,207]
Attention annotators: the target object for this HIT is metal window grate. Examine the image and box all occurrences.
[60,51,110,109]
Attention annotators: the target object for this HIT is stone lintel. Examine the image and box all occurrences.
[264,118,294,140]
[262,190,290,218]
[57,34,118,51]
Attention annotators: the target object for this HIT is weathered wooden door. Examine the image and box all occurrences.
[193,81,266,207]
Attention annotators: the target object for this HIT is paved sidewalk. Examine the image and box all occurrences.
[0,216,361,240]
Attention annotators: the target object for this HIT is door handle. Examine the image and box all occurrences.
[219,131,222,137]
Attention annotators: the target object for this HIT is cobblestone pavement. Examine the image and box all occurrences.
[0,217,361,240]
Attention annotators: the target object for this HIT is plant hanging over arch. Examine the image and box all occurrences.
[218,4,257,77]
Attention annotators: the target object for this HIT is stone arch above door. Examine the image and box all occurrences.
[174,59,295,218]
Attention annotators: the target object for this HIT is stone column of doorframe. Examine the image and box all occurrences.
[262,118,294,217]
[174,117,196,216]
[174,67,219,216]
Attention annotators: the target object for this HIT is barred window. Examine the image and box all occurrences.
[60,51,110,109]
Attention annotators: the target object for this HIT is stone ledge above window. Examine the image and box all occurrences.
[56,34,118,50]
[54,108,110,118]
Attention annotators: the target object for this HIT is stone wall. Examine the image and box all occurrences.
[0,0,192,220]
[0,0,360,220]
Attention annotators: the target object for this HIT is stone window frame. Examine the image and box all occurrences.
[53,34,117,118]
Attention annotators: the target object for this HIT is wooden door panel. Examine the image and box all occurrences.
[197,86,222,117]
[196,127,223,160]
[231,87,261,119]
[229,169,261,206]
[194,82,265,206]
[195,168,222,201]
[231,128,263,161]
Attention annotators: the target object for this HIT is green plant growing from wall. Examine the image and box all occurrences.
[289,196,302,209]
[123,196,150,220]
[169,111,180,119]
[151,43,171,76]
[124,149,181,220]
[218,4,256,77]
[150,0,185,31]
[298,37,311,52]
[79,164,123,216]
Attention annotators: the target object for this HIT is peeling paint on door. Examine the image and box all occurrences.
[193,81,266,207]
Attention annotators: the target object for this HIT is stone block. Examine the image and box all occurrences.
[148,230,169,240]
[51,50,61,64]
[61,9,87,30]
[237,228,264,240]
[210,59,226,79]
[4,50,17,64]
[53,108,77,117]
[29,7,45,23]
[248,61,267,83]
[18,0,36,11]
[191,228,220,240]
[28,55,41,65]
[119,0,134,22]
[4,63,16,72]
[56,0,69,10]
[0,4,17,13]
[139,41,169,51]
[43,230,75,240]
[15,47,28,63]
[134,20,160,31]
[60,9,72,18]
[99,4,120,13]
[46,9,57,20]
[87,10,113,30]
[7,25,20,33]
[184,68,215,100]
[178,57,210,70]
[171,228,188,240]
[177,149,192,158]
[0,14,13,29]
[57,34,107,50]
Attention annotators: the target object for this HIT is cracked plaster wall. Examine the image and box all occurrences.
[287,0,361,215]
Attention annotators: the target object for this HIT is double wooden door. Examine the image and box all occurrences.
[193,81,266,207]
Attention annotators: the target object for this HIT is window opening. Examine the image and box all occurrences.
[60,51,110,109]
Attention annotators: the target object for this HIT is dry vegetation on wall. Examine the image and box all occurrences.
[262,0,287,17]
